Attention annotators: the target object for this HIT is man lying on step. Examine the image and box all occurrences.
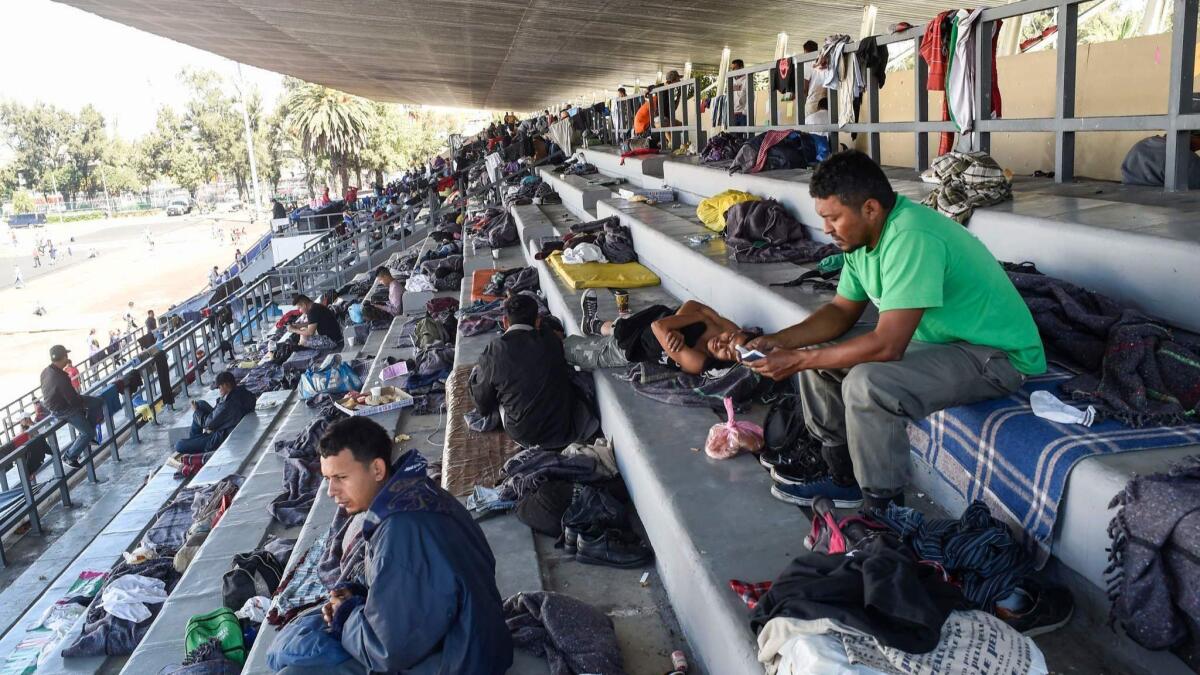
[722,150,1046,511]
[566,295,751,375]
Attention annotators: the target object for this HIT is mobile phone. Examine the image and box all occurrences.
[736,345,766,363]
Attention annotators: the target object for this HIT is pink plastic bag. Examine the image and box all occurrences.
[704,397,764,459]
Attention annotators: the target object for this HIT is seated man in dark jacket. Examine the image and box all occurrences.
[174,371,257,455]
[469,294,599,450]
[278,416,512,675]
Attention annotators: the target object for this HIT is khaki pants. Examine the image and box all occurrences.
[799,333,1025,493]
[563,334,631,371]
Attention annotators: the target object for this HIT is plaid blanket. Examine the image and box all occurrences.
[921,151,1011,223]
[909,366,1200,565]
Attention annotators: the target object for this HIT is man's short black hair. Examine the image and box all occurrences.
[374,265,392,279]
[809,150,897,211]
[503,294,539,327]
[319,416,392,467]
[817,97,828,111]
[292,293,312,305]
[215,371,237,388]
[731,59,745,69]
[803,40,819,52]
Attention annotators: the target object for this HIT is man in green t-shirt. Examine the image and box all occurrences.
[738,151,1045,510]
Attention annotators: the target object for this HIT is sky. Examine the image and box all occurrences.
[0,0,284,141]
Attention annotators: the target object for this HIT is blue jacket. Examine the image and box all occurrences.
[199,384,258,436]
[331,450,513,674]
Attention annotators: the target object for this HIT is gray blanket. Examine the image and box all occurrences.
[504,591,625,675]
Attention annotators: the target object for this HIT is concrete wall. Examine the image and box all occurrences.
[270,234,322,266]
[724,34,1198,181]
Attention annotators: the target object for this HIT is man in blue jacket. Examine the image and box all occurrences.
[309,416,512,674]
[174,371,257,454]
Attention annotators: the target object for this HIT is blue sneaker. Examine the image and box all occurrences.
[770,475,863,509]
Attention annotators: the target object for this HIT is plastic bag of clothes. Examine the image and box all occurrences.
[704,397,764,459]
[299,356,363,400]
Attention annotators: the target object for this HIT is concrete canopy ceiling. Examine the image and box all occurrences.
[58,0,995,110]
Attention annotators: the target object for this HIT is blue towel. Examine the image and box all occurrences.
[910,366,1200,565]
[266,608,351,671]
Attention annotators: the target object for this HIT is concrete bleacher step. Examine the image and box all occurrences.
[580,146,669,190]
[511,202,804,674]
[5,388,292,675]
[535,167,621,220]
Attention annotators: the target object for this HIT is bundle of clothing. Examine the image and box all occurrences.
[534,181,562,204]
[61,555,182,657]
[530,217,638,264]
[557,160,597,177]
[750,534,1048,675]
[477,209,518,248]
[724,199,831,264]
[482,267,540,297]
[921,151,1012,223]
[1107,454,1200,660]
[269,414,340,527]
[622,361,773,411]
[699,132,746,164]
[504,591,626,675]
[729,130,828,175]
[1006,263,1200,427]
[420,253,464,292]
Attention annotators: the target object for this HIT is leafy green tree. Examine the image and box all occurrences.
[139,106,205,198]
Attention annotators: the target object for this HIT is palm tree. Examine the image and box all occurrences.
[282,81,374,193]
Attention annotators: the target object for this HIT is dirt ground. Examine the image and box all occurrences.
[0,212,268,404]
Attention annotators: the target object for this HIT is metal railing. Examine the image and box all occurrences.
[0,272,280,566]
[614,78,706,152]
[717,0,1200,190]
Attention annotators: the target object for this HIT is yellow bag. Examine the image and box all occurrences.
[546,252,660,290]
[696,190,761,232]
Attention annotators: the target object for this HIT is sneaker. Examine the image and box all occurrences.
[761,448,827,481]
[63,457,83,470]
[996,581,1074,637]
[770,475,863,508]
[771,461,834,486]
[576,528,654,568]
[579,290,600,336]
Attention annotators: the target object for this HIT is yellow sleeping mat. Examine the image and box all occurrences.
[546,252,661,290]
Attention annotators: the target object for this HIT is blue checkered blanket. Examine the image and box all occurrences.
[909,366,1200,564]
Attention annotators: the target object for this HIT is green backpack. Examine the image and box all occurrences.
[185,607,246,665]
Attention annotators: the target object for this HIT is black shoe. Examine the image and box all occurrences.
[579,290,600,336]
[64,457,83,469]
[576,529,654,568]
[562,525,584,554]
[760,446,827,477]
[997,581,1074,637]
[770,458,832,486]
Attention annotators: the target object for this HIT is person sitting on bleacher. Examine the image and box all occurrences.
[361,266,404,322]
[288,293,345,351]
[174,371,257,455]
[469,294,599,450]
[306,416,512,675]
[567,294,748,374]
[738,151,1046,510]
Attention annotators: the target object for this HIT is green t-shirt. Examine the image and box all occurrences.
[836,195,1046,375]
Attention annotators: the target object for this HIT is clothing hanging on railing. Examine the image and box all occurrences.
[771,58,797,99]
[836,53,865,127]
[921,10,1003,155]
[816,35,851,91]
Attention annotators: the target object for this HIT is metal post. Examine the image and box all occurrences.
[915,47,930,172]
[124,384,140,444]
[102,402,118,462]
[867,67,882,162]
[1054,2,1078,183]
[1165,0,1198,190]
[690,80,705,149]
[828,87,840,152]
[768,65,780,126]
[45,431,70,508]
[974,19,995,153]
[746,75,757,128]
[15,458,40,537]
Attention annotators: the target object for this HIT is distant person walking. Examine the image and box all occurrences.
[88,329,101,356]
[145,310,158,339]
[124,302,136,330]
[32,250,41,268]
[13,265,23,289]
[41,345,104,469]
[209,266,221,288]
[272,198,286,220]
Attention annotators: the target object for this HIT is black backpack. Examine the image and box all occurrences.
[222,550,284,611]
[762,393,809,453]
